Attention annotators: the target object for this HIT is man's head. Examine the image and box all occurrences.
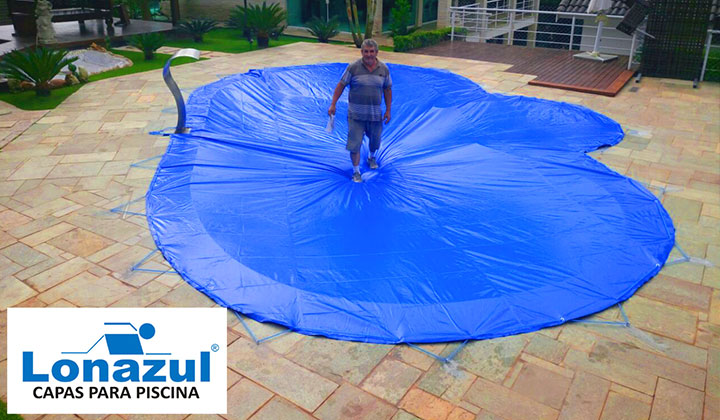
[361,39,379,67]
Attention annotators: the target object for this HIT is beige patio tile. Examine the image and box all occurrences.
[362,359,422,404]
[317,383,397,420]
[286,336,392,385]
[0,276,37,309]
[0,209,32,231]
[48,228,115,257]
[37,272,134,307]
[600,392,651,420]
[225,378,273,420]
[649,378,704,420]
[45,162,104,179]
[464,377,558,420]
[563,348,657,395]
[59,152,117,164]
[228,337,338,412]
[510,363,571,410]
[623,296,698,343]
[73,121,103,134]
[21,197,77,219]
[396,388,455,420]
[110,281,171,307]
[417,359,475,399]
[12,183,69,207]
[558,371,609,420]
[636,273,712,312]
[390,344,444,371]
[1,242,49,267]
[19,222,76,247]
[454,335,527,383]
[250,396,314,420]
[590,338,705,391]
[25,256,94,292]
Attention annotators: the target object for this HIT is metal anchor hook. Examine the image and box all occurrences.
[163,48,201,134]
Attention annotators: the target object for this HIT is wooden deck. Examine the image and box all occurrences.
[412,41,636,96]
[0,19,173,55]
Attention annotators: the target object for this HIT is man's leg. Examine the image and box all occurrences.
[367,121,383,169]
[346,119,364,182]
[350,151,361,166]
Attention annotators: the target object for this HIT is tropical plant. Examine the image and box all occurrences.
[390,0,413,37]
[392,27,462,52]
[130,32,165,60]
[228,4,253,43]
[178,18,218,42]
[0,48,78,96]
[345,0,376,47]
[244,2,287,48]
[306,17,340,43]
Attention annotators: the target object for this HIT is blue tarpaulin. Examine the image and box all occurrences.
[146,63,674,343]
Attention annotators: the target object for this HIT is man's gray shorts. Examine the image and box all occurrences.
[346,118,383,153]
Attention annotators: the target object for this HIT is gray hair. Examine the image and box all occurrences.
[361,39,379,52]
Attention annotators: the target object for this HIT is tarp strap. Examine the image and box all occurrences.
[131,249,178,274]
[233,311,292,345]
[407,339,469,364]
[148,127,175,137]
[572,303,630,327]
[667,243,691,265]
[109,195,146,218]
[130,155,162,169]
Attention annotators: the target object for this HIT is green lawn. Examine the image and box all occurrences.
[0,400,22,420]
[166,29,394,52]
[0,49,202,111]
[0,31,393,111]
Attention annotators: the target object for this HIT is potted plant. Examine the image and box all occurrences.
[178,18,218,43]
[244,2,287,48]
[306,17,340,43]
[130,32,165,60]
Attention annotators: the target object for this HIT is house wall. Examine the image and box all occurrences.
[172,0,453,34]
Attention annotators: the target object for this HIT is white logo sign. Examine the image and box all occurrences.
[7,308,227,414]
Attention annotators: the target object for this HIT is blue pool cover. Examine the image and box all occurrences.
[146,63,674,344]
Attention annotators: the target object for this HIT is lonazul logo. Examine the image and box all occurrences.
[8,308,227,414]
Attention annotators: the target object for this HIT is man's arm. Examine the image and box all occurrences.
[328,82,346,116]
[383,87,392,124]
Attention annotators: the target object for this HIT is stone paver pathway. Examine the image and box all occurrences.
[1,43,718,420]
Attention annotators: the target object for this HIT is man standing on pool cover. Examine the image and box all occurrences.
[328,39,392,183]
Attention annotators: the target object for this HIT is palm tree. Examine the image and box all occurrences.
[345,0,376,47]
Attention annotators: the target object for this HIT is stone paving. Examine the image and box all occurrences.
[0,42,719,420]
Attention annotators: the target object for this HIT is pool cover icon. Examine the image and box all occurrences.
[105,322,155,355]
[62,322,168,355]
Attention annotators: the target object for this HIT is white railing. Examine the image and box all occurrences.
[701,29,720,82]
[449,7,638,68]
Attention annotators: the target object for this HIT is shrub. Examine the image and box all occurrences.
[306,17,340,43]
[244,2,287,48]
[390,0,414,37]
[228,5,253,42]
[130,32,165,60]
[0,48,78,96]
[393,27,466,52]
[178,18,218,43]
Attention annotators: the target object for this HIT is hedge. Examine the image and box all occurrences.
[393,27,467,52]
